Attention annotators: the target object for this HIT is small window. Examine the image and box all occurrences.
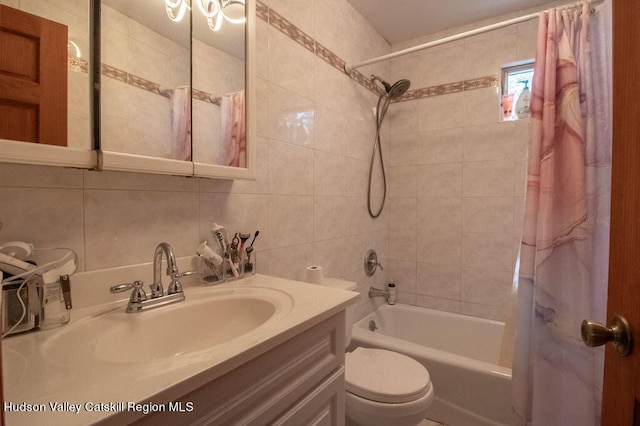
[501,60,534,121]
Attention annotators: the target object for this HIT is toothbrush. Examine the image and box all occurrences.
[245,230,260,272]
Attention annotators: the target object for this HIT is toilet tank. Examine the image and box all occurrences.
[321,278,357,346]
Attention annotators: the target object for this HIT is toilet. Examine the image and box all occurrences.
[321,278,434,426]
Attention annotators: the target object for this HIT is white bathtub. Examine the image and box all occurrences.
[351,304,512,426]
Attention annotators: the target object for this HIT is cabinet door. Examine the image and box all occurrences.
[0,5,67,146]
[273,367,346,426]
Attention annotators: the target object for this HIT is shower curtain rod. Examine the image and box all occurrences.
[344,0,604,74]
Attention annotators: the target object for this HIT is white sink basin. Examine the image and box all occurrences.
[41,286,293,365]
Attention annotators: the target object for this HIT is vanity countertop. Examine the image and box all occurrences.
[2,273,359,426]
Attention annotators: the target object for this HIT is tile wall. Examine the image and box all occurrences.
[0,0,394,319]
[385,12,539,320]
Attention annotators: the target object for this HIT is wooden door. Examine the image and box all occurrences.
[0,5,67,146]
[602,0,640,424]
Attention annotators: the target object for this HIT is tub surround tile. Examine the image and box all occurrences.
[461,302,506,322]
[390,198,418,231]
[388,259,417,294]
[463,122,516,162]
[389,229,417,262]
[417,197,462,233]
[462,233,514,272]
[396,290,417,306]
[314,151,347,196]
[268,27,315,100]
[417,263,461,300]
[462,197,514,234]
[461,267,513,307]
[418,128,464,165]
[418,163,463,198]
[418,46,464,88]
[267,83,315,146]
[389,166,418,198]
[417,230,462,266]
[463,160,515,198]
[416,295,461,314]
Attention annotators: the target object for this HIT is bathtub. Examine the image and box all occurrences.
[351,304,512,426]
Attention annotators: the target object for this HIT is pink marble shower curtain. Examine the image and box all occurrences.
[220,90,246,167]
[171,86,191,161]
[513,1,611,425]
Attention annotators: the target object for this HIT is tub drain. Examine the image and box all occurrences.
[368,320,378,332]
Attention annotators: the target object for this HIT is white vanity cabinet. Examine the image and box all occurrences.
[116,312,346,426]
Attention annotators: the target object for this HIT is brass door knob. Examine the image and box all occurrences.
[581,315,632,356]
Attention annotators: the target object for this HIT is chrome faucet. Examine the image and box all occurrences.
[368,286,390,302]
[110,242,194,313]
[150,242,179,298]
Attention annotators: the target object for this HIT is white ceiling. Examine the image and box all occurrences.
[347,0,556,44]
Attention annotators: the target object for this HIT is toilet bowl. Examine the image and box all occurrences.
[318,278,434,426]
[345,347,434,426]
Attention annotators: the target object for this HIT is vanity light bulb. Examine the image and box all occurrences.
[209,12,225,31]
[166,0,189,22]
[197,0,221,18]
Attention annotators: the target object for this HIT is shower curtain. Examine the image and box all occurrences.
[171,86,191,161]
[512,1,612,425]
[219,90,246,167]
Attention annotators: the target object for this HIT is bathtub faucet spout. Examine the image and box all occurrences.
[369,286,391,303]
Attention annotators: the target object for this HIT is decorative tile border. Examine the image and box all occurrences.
[100,63,220,105]
[68,56,89,73]
[193,88,222,106]
[257,0,498,103]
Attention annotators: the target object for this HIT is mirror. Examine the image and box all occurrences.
[0,0,95,168]
[99,0,255,179]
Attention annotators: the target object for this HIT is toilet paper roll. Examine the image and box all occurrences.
[305,266,325,285]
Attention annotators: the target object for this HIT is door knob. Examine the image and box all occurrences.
[581,315,632,356]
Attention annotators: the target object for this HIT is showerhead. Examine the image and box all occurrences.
[371,75,411,99]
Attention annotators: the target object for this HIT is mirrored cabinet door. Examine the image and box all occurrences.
[0,0,96,168]
[98,0,193,175]
[191,0,255,180]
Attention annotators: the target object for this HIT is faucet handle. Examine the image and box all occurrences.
[173,270,196,279]
[167,270,196,295]
[110,280,147,303]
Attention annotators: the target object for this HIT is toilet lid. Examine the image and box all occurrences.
[345,347,431,404]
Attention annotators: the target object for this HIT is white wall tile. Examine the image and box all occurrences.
[83,190,199,270]
[461,233,514,272]
[418,128,464,165]
[269,195,314,249]
[463,197,514,234]
[417,163,462,197]
[417,262,461,299]
[268,140,314,195]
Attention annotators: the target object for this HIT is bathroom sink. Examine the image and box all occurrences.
[41,286,293,365]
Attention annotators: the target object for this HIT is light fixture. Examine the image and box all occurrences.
[164,0,246,32]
